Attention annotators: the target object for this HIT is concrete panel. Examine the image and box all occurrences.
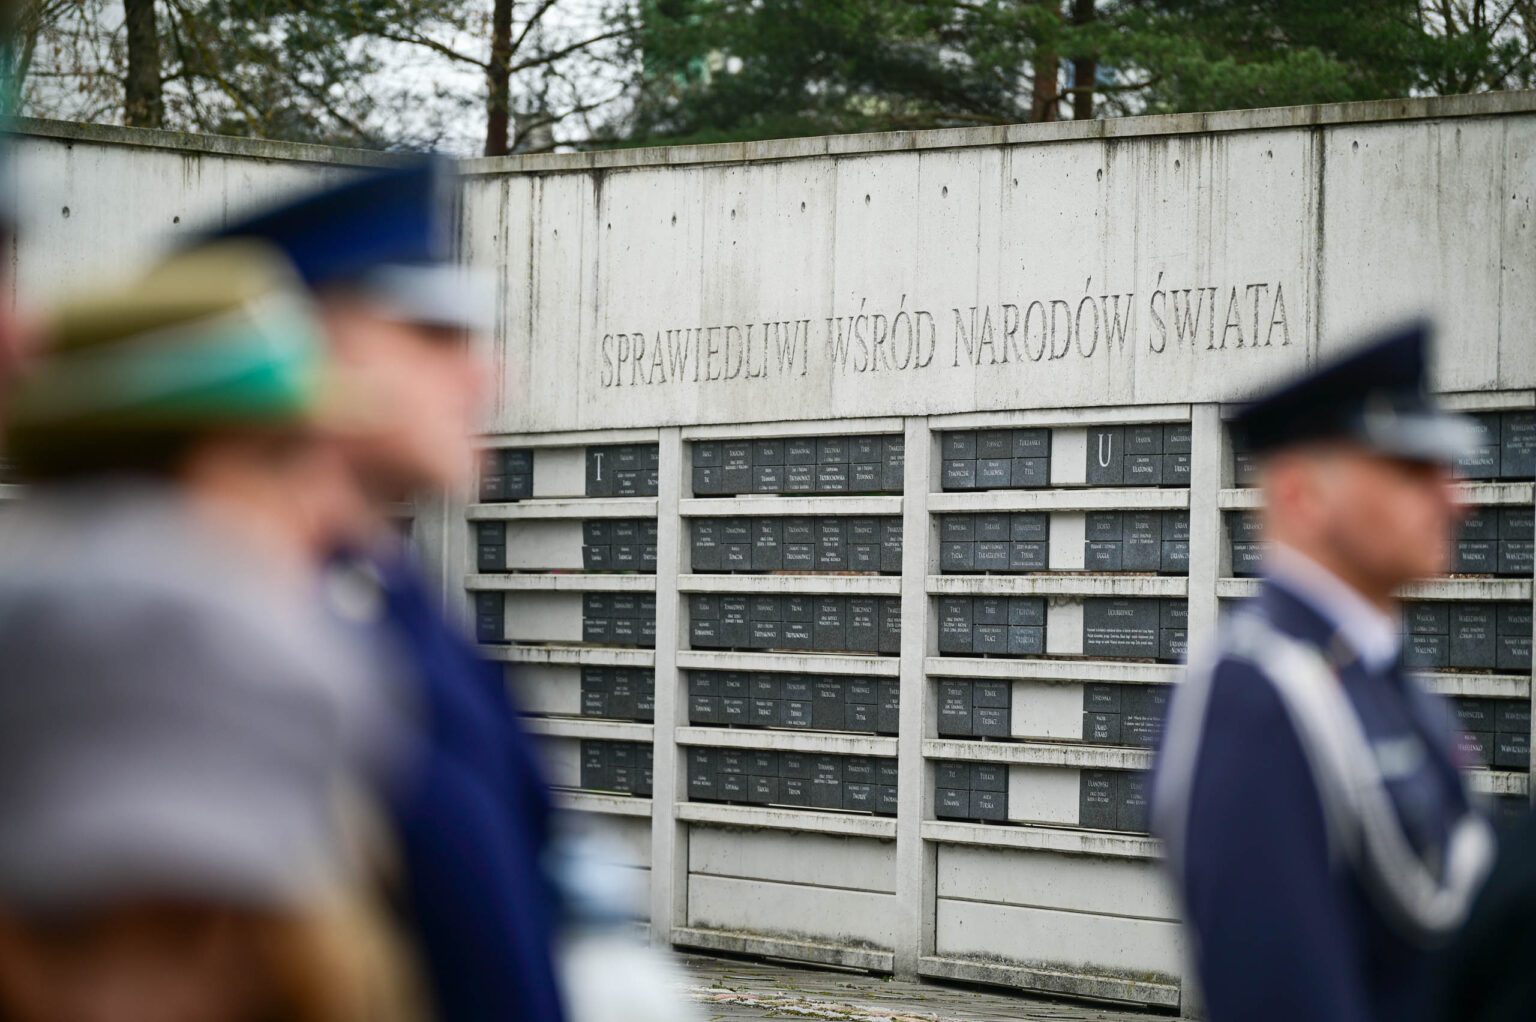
[1010,681,1083,740]
[511,663,581,716]
[1048,512,1086,571]
[1319,118,1532,391]
[687,874,898,949]
[601,815,654,870]
[935,898,1185,978]
[13,135,357,302]
[504,520,584,571]
[936,845,1178,920]
[503,592,583,643]
[1045,599,1084,656]
[533,447,588,499]
[1050,429,1087,486]
[465,126,1329,433]
[1007,764,1081,825]
[688,826,896,894]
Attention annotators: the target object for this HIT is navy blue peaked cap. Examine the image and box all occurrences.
[1231,320,1482,464]
[212,157,457,288]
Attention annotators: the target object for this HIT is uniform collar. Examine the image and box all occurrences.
[1266,543,1402,674]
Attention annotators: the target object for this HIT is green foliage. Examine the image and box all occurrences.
[603,0,1536,148]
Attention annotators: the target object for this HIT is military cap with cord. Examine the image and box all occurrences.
[1230,319,1485,466]
[2,239,335,480]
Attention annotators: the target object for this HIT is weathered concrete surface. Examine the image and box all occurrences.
[457,92,1536,435]
[681,953,1170,1021]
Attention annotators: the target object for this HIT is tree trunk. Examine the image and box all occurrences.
[1030,1,1059,122]
[484,0,513,156]
[124,0,162,128]
[1071,0,1095,120]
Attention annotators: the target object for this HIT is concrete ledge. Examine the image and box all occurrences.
[465,572,657,592]
[928,574,1188,598]
[454,91,1536,176]
[673,927,895,972]
[925,656,1180,685]
[1218,578,1533,601]
[681,418,906,440]
[1219,481,1533,510]
[676,803,897,840]
[928,489,1190,513]
[680,496,903,518]
[13,116,397,167]
[676,726,897,757]
[482,644,656,667]
[923,738,1156,771]
[923,820,1162,861]
[917,954,1180,1010]
[1419,673,1530,699]
[1467,770,1529,797]
[522,716,654,742]
[467,497,658,520]
[553,790,654,817]
[677,649,900,677]
[932,404,1192,430]
[679,573,901,596]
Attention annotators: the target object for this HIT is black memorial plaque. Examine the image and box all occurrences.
[938,680,974,737]
[1086,426,1125,486]
[938,597,974,654]
[1079,770,1118,829]
[1497,603,1533,671]
[1450,603,1497,669]
[1117,772,1153,832]
[1083,599,1160,659]
[1502,411,1535,478]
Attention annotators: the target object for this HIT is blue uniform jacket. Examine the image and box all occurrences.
[375,555,565,1022]
[1154,579,1476,1022]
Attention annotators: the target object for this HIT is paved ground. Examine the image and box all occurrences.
[680,953,1173,1022]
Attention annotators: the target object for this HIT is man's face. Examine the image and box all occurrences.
[321,302,488,497]
[1273,444,1462,592]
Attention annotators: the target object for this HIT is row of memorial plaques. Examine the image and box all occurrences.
[580,519,660,572]
[1233,411,1535,485]
[1079,769,1153,833]
[688,594,901,654]
[1402,602,1532,671]
[1459,412,1536,480]
[691,515,902,574]
[479,448,534,502]
[582,593,658,648]
[1085,511,1190,575]
[940,428,1051,491]
[688,671,898,734]
[1084,423,1193,487]
[586,444,661,497]
[579,667,655,721]
[1450,696,1530,770]
[1084,598,1187,662]
[685,747,898,814]
[939,513,1048,573]
[934,761,1009,821]
[936,596,1046,657]
[474,592,505,644]
[579,740,654,797]
[691,435,904,496]
[937,680,1012,738]
[1453,507,1535,577]
[1083,683,1172,747]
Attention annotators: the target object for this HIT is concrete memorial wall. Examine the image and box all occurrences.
[12,93,1536,1014]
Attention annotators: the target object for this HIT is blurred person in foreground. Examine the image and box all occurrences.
[212,161,701,1022]
[214,162,561,1022]
[1151,323,1494,1022]
[0,243,414,1022]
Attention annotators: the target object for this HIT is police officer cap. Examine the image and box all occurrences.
[211,156,492,334]
[1230,320,1483,465]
